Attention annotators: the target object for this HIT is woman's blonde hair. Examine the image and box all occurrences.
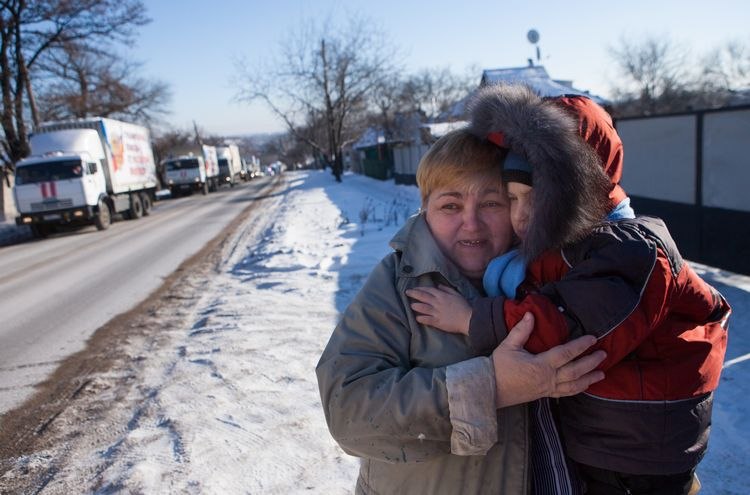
[416,127,507,207]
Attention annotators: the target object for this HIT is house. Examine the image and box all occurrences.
[480,65,609,106]
[352,112,425,182]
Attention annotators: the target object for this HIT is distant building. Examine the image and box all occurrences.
[352,113,424,181]
[437,65,608,123]
[479,65,609,106]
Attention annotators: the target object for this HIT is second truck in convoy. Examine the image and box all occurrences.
[161,144,220,196]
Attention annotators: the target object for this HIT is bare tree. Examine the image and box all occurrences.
[609,36,692,115]
[234,15,400,182]
[1,0,149,174]
[609,36,750,116]
[33,40,170,125]
[367,66,473,145]
[400,67,475,120]
[700,39,750,94]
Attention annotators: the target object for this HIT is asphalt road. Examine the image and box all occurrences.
[0,177,276,414]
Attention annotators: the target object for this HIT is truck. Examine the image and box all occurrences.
[243,155,262,180]
[14,117,159,237]
[216,144,242,187]
[161,144,219,197]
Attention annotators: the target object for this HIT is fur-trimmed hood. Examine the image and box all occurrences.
[467,83,611,261]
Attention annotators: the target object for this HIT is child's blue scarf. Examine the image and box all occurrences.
[483,198,635,298]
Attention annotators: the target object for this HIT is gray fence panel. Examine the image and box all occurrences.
[703,109,750,212]
[618,115,696,205]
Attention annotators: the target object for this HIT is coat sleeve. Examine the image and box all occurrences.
[502,234,666,370]
[316,255,497,463]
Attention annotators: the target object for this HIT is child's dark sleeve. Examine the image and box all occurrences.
[467,294,570,356]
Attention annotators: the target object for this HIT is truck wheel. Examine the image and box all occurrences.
[202,182,209,195]
[128,193,144,219]
[141,193,153,216]
[94,200,112,230]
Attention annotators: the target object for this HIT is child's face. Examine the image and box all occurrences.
[506,182,532,241]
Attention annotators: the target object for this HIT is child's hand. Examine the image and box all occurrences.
[406,285,471,335]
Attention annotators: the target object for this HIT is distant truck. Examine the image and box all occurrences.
[243,155,262,180]
[216,145,242,187]
[14,117,159,237]
[161,144,219,196]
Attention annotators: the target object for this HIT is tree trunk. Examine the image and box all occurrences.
[24,71,39,128]
[332,149,343,182]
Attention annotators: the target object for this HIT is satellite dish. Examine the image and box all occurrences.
[527,29,540,44]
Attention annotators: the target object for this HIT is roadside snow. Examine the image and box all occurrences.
[5,170,748,494]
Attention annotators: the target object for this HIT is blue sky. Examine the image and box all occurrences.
[133,0,749,136]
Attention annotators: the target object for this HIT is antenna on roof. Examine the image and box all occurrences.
[527,29,541,65]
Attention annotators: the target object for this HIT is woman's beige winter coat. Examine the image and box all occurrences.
[316,213,530,494]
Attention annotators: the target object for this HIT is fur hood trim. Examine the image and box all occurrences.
[468,84,611,260]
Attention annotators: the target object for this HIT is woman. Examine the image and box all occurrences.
[316,128,605,494]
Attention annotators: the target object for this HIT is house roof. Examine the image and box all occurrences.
[352,127,385,149]
[420,121,468,141]
[480,65,608,105]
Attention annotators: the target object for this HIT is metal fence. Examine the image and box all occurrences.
[617,105,750,275]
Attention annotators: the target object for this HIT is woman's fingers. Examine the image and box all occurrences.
[405,287,437,303]
[542,334,598,368]
[410,301,436,316]
[548,349,606,397]
[552,369,605,397]
[502,312,534,349]
[556,350,606,383]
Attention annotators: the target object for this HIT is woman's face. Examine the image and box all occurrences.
[424,181,513,282]
[506,182,533,241]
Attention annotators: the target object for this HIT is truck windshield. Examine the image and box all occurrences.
[218,158,229,173]
[165,158,199,171]
[15,160,83,185]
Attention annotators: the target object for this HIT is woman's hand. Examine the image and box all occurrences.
[406,285,472,335]
[492,312,606,408]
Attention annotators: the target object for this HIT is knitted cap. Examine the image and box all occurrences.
[502,151,533,186]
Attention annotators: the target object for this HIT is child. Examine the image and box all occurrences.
[407,85,730,495]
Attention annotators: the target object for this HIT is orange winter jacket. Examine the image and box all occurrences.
[469,215,731,475]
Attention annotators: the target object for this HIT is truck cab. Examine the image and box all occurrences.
[163,155,209,196]
[15,130,109,236]
[217,156,236,187]
[216,145,241,187]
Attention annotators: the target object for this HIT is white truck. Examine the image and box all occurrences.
[161,144,219,198]
[245,155,262,180]
[14,117,159,237]
[216,144,242,187]
[161,144,219,197]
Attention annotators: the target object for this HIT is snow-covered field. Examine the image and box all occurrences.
[3,170,748,494]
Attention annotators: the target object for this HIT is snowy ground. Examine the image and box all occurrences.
[1,170,748,494]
